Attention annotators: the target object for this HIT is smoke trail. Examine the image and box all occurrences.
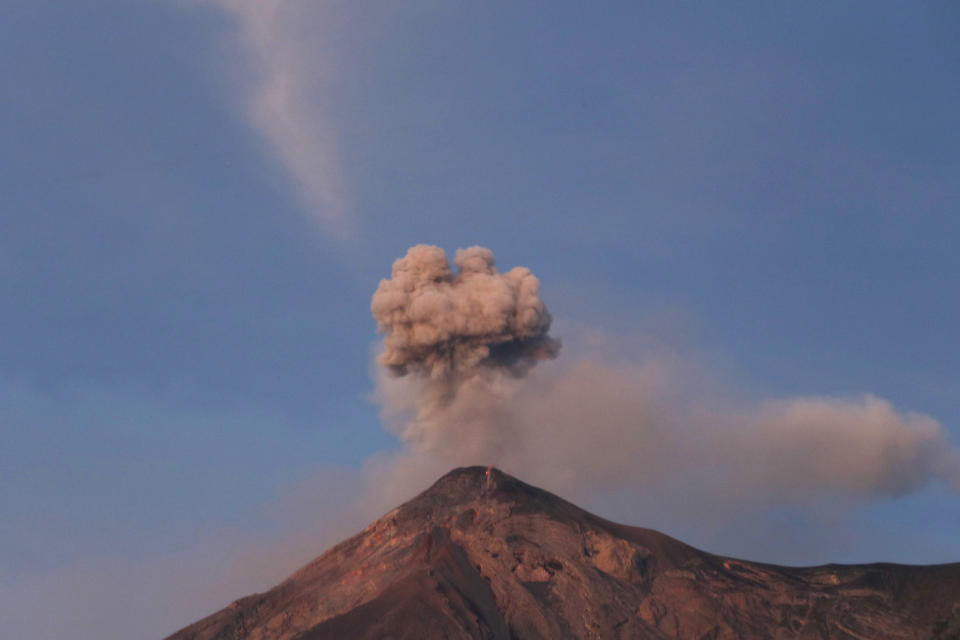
[371,245,559,458]
[198,0,348,231]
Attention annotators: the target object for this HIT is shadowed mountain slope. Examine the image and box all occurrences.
[166,467,960,639]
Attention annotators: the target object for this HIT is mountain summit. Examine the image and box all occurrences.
[167,467,960,639]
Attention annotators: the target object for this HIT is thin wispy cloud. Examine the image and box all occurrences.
[205,0,349,233]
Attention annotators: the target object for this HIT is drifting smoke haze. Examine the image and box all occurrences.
[372,245,960,518]
[500,358,960,506]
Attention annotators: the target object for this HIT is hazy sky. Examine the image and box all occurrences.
[2,2,959,639]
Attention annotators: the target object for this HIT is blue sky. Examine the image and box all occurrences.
[2,2,959,638]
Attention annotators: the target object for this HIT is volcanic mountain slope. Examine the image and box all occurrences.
[167,467,960,640]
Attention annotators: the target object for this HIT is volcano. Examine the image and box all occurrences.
[166,467,960,639]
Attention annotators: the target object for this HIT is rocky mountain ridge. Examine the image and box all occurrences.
[167,466,960,639]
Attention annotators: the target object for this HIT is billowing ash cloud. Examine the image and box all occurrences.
[372,245,559,377]
[371,245,559,455]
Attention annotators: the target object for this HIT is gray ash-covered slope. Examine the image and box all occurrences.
[167,467,960,640]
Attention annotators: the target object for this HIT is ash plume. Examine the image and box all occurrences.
[369,246,960,543]
[371,245,559,456]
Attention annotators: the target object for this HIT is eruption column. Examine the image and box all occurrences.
[371,245,560,458]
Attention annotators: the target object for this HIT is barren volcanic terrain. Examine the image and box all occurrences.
[167,467,960,639]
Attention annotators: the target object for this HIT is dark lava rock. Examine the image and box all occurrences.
[166,467,960,639]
